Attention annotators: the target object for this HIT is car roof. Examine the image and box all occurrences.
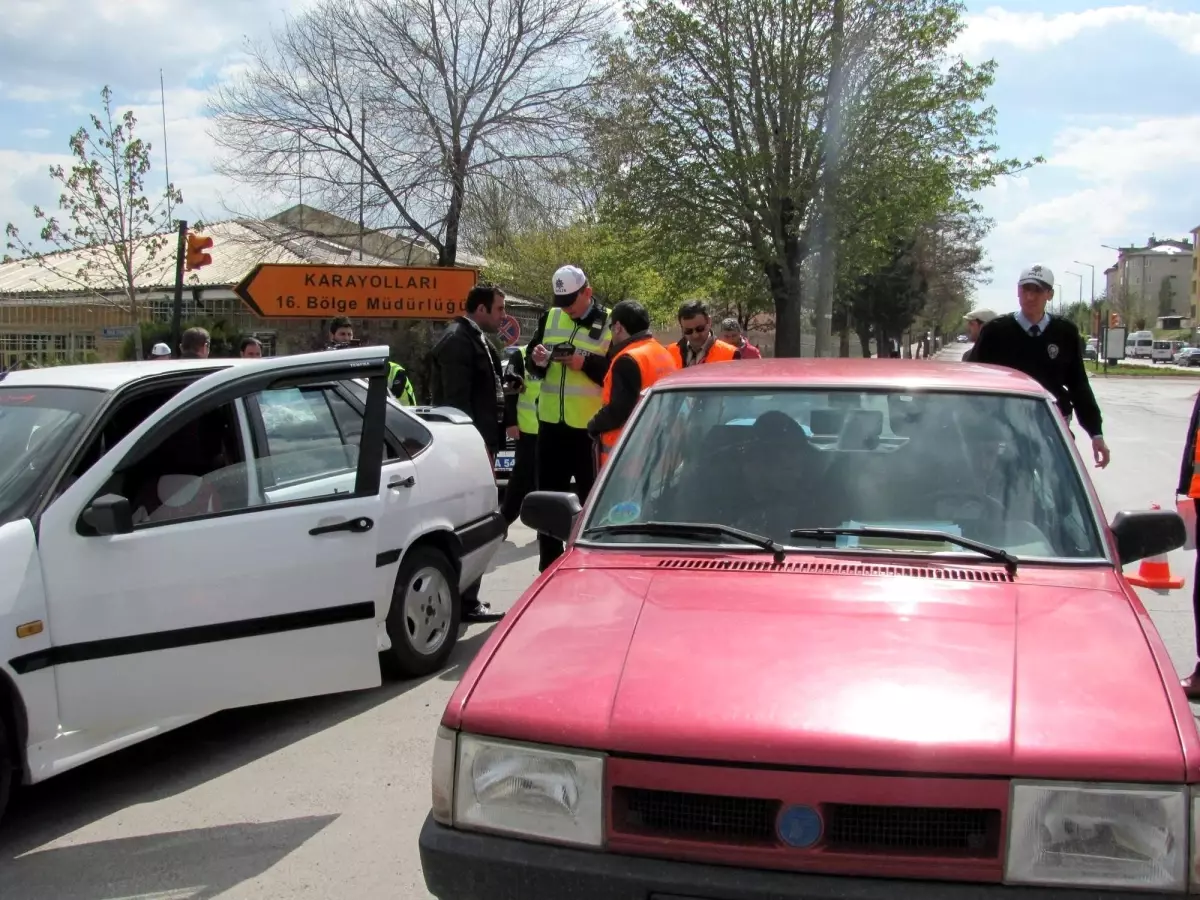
[651,358,1052,397]
[0,358,243,392]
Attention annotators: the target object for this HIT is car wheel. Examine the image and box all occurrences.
[0,712,13,824]
[382,546,461,678]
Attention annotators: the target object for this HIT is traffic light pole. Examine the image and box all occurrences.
[171,219,187,356]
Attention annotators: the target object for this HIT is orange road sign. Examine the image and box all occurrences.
[234,264,478,320]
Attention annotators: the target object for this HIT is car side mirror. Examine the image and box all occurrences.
[1110,509,1185,566]
[521,491,582,544]
[81,494,134,536]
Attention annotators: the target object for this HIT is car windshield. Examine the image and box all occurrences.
[585,388,1106,562]
[0,386,104,525]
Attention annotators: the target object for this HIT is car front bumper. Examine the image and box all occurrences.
[420,815,1172,900]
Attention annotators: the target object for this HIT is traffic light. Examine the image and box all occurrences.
[1109,312,1120,328]
[185,232,213,271]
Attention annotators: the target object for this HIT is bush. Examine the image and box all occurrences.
[121,319,246,360]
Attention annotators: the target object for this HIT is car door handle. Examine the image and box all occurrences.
[309,517,374,536]
[388,475,416,490]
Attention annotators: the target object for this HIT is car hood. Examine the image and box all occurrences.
[457,558,1187,781]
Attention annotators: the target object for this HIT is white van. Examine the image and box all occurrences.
[1127,331,1154,360]
[1153,340,1185,363]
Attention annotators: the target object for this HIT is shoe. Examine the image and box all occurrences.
[1181,671,1200,701]
[463,600,504,623]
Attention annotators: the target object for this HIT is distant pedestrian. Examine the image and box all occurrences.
[326,316,355,348]
[239,337,263,358]
[719,318,762,359]
[150,342,173,361]
[961,308,996,362]
[971,265,1110,468]
[428,283,513,459]
[669,300,738,367]
[179,327,210,359]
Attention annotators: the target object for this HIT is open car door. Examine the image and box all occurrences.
[21,346,391,730]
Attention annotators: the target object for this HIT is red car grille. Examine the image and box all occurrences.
[606,759,1009,883]
[614,788,1000,857]
[655,558,1014,582]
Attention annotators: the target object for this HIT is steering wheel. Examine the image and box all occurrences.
[925,488,1006,522]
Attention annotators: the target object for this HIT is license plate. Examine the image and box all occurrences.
[495,453,515,470]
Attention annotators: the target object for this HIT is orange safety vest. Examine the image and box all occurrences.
[668,338,738,367]
[598,338,679,465]
[1188,431,1200,498]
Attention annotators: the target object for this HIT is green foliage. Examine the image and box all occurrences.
[120,319,246,361]
[3,86,182,361]
[589,0,1036,355]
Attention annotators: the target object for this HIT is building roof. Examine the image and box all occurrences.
[0,219,404,298]
[650,358,1051,397]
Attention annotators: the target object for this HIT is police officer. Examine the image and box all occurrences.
[500,338,542,527]
[526,266,612,571]
[324,316,416,405]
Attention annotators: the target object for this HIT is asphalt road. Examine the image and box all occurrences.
[2,362,1199,899]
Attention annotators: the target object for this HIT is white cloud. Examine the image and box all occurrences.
[974,114,1200,312]
[955,5,1200,59]
[18,128,50,139]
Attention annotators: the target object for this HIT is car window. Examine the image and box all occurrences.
[253,386,358,487]
[587,388,1105,561]
[325,387,401,461]
[0,387,105,526]
[344,379,432,457]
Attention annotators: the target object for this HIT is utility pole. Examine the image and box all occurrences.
[171,220,187,354]
[813,0,844,358]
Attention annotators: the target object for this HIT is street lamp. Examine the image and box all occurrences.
[1073,260,1096,305]
[1065,270,1084,304]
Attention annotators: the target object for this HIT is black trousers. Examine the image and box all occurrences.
[500,432,538,526]
[535,421,598,571]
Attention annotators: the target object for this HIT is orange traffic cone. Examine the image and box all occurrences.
[1126,504,1185,591]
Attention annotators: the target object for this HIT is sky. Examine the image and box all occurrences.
[0,0,1198,316]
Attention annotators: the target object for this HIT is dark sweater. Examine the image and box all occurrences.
[972,313,1103,437]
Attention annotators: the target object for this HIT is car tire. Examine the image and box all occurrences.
[0,712,13,824]
[381,546,461,679]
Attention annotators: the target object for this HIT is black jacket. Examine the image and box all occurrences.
[429,316,514,452]
[972,313,1103,437]
[587,332,654,438]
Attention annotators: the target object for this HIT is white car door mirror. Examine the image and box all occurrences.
[81,493,134,536]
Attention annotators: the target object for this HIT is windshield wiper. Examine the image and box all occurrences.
[788,527,1018,574]
[583,521,787,564]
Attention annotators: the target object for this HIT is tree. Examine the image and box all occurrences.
[4,86,182,360]
[210,0,611,267]
[595,0,1031,356]
[1158,276,1178,318]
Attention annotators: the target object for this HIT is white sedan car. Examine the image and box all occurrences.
[0,346,502,820]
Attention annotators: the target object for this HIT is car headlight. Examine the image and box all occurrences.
[452,733,605,847]
[1006,780,1187,891]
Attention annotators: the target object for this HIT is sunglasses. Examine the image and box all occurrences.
[682,324,709,336]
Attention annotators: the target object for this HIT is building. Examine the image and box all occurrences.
[1192,225,1200,325]
[1106,235,1195,326]
[0,206,541,368]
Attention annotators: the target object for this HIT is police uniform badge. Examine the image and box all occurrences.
[1047,343,1059,359]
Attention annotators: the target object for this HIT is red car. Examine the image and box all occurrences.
[420,359,1192,898]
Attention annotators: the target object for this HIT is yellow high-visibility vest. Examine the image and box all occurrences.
[516,370,541,435]
[538,306,612,429]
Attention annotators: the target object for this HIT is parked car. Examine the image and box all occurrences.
[1176,348,1200,366]
[1152,340,1186,363]
[420,358,1190,899]
[0,346,503,822]
[1083,338,1098,361]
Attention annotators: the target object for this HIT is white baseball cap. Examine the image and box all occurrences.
[150,342,172,357]
[963,307,997,324]
[1018,264,1054,288]
[551,265,588,297]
